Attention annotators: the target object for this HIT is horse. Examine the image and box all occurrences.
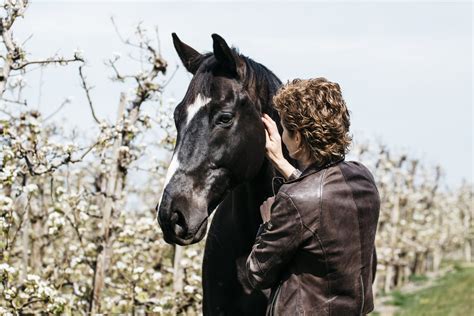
[156,33,296,315]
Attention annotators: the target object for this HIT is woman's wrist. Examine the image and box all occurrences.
[274,158,297,180]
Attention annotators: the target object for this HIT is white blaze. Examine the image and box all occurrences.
[186,93,210,126]
[157,93,209,214]
[157,154,180,208]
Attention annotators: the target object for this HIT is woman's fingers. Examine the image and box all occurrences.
[264,114,280,137]
[259,196,276,222]
[261,116,270,131]
[262,117,275,141]
[264,128,270,145]
[262,114,280,141]
[262,114,284,165]
[263,196,274,206]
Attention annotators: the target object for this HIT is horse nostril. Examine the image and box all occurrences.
[171,210,187,237]
[170,211,179,223]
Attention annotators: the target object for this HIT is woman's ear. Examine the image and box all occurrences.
[295,130,302,147]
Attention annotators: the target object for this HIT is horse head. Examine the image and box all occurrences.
[157,33,281,245]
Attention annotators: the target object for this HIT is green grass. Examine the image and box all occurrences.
[391,265,474,316]
[407,273,428,284]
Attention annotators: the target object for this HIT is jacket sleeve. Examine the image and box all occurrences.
[245,192,304,290]
[287,168,302,181]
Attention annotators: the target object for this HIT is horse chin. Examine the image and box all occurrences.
[172,187,230,246]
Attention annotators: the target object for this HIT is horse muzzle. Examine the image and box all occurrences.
[156,190,208,245]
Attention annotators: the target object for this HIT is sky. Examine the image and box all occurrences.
[11,0,473,187]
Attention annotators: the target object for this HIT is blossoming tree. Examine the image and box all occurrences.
[0,1,472,314]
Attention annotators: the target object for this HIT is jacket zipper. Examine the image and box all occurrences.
[359,275,365,315]
[269,281,283,316]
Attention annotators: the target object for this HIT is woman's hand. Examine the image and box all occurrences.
[260,196,275,223]
[261,114,285,166]
[261,113,298,180]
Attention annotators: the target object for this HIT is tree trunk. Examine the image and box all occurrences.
[173,245,184,293]
[433,248,442,271]
[465,240,472,262]
[90,93,127,313]
[384,264,393,293]
[21,205,30,281]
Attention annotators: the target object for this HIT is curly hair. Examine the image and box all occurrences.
[273,77,352,167]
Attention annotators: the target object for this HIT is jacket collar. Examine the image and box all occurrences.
[284,156,345,184]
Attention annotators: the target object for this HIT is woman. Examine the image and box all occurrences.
[242,78,380,315]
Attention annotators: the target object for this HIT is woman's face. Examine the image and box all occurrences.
[280,117,300,159]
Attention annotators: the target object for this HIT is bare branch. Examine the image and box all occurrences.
[161,64,179,89]
[70,138,108,163]
[105,58,135,82]
[12,55,84,71]
[37,66,44,108]
[21,33,33,46]
[0,107,14,118]
[110,16,127,44]
[0,97,27,106]
[78,65,101,124]
[43,98,70,121]
[155,26,162,56]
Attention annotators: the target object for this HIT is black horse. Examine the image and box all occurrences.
[157,33,295,315]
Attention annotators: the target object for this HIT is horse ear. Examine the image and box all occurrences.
[211,33,242,77]
[172,33,204,75]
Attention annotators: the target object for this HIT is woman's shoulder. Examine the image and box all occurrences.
[280,160,377,201]
[329,160,377,185]
[321,160,379,200]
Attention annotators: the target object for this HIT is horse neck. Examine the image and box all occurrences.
[230,158,279,253]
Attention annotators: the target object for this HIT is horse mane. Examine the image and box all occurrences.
[241,54,282,115]
[238,50,283,128]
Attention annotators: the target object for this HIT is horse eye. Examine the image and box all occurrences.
[217,113,234,125]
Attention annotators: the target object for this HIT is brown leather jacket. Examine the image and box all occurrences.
[244,159,380,315]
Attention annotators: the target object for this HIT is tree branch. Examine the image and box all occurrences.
[78,65,101,124]
[0,97,27,106]
[43,98,71,121]
[12,56,84,71]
